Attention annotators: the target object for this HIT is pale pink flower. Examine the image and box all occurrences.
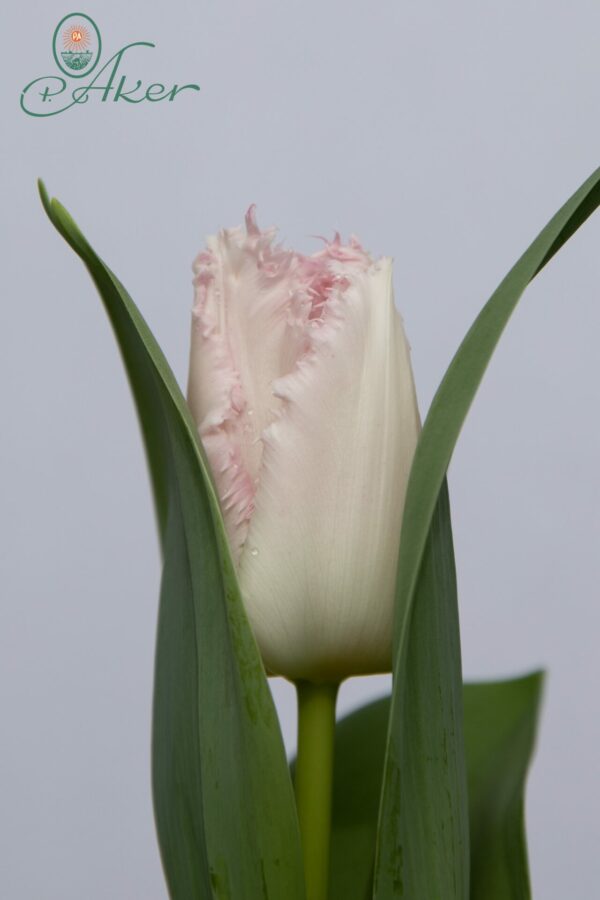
[187,207,420,682]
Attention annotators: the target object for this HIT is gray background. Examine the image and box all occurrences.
[2,1,599,896]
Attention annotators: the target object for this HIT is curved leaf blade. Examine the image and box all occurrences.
[374,480,469,898]
[464,673,544,900]
[376,165,600,899]
[331,673,543,900]
[397,165,600,646]
[39,181,305,900]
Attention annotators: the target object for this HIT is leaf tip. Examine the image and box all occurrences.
[37,184,89,255]
[37,178,52,217]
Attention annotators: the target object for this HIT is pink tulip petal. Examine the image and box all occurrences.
[188,212,420,681]
[188,210,373,561]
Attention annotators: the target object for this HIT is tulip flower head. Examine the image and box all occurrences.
[188,208,420,683]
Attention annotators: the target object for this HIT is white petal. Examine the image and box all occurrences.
[187,209,309,557]
[238,259,420,681]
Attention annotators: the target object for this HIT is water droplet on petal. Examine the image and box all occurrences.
[250,547,259,557]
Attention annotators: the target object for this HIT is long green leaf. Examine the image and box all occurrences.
[397,166,600,649]
[374,480,469,898]
[39,181,305,900]
[331,674,543,900]
[375,166,600,898]
[464,673,544,900]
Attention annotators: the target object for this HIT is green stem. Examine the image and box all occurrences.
[294,680,339,900]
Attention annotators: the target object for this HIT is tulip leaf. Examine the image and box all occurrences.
[38,181,304,900]
[464,672,544,899]
[376,165,600,899]
[331,673,543,900]
[375,478,470,898]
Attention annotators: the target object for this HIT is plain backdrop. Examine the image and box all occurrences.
[2,1,600,897]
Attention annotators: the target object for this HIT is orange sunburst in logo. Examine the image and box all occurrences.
[63,24,91,52]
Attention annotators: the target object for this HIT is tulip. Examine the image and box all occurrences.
[187,207,420,685]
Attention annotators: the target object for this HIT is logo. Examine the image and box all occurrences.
[53,13,101,76]
[21,12,200,118]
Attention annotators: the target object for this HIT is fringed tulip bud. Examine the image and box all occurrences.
[187,208,420,683]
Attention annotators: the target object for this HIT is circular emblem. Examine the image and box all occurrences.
[52,13,101,78]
